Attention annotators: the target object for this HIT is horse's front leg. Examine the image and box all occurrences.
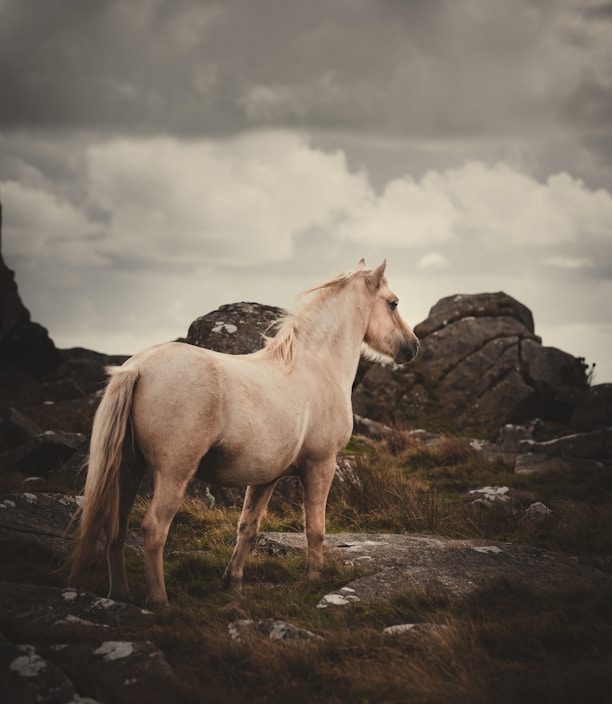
[301,456,337,580]
[222,480,278,591]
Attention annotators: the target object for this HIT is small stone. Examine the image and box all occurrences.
[10,646,47,678]
[520,502,553,522]
[94,641,135,661]
[472,546,503,554]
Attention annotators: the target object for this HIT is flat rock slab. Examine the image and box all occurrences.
[0,492,80,554]
[256,532,612,605]
[0,492,143,556]
[0,582,154,643]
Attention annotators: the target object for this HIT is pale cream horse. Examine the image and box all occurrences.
[68,260,419,607]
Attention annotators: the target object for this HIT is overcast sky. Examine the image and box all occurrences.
[1,0,611,383]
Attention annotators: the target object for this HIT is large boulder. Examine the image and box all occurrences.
[185,301,286,354]
[352,292,591,436]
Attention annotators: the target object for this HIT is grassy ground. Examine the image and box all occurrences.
[3,431,612,703]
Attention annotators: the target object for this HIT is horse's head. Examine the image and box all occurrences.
[362,260,420,365]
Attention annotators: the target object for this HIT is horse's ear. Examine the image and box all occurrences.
[368,260,387,290]
[357,258,366,269]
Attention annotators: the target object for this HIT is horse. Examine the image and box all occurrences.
[68,259,419,607]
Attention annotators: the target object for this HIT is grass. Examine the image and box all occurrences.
[2,429,612,703]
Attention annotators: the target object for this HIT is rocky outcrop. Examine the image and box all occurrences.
[352,291,596,436]
[0,250,61,380]
[0,200,60,382]
[185,301,286,354]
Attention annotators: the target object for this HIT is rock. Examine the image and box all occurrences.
[353,414,391,440]
[23,396,102,435]
[493,422,542,452]
[0,240,61,379]
[413,291,535,337]
[466,486,511,507]
[1,639,93,704]
[383,623,447,636]
[186,302,286,355]
[46,640,173,702]
[256,532,612,605]
[0,407,43,451]
[0,582,153,643]
[518,427,612,460]
[352,292,591,437]
[0,366,45,415]
[0,579,169,704]
[334,455,362,491]
[570,384,612,431]
[0,492,143,557]
[520,502,553,522]
[317,587,361,608]
[520,339,589,423]
[1,636,173,704]
[228,618,322,643]
[514,453,570,474]
[49,347,130,399]
[0,430,87,475]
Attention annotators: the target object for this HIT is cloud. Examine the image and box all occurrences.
[418,253,449,270]
[2,0,610,138]
[334,162,612,267]
[2,131,370,274]
[85,132,369,267]
[1,180,108,271]
[5,133,612,284]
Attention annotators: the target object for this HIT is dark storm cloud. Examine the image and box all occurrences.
[3,0,609,143]
[582,2,612,20]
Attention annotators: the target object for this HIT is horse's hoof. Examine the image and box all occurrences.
[145,597,169,610]
[107,590,133,604]
[221,574,243,592]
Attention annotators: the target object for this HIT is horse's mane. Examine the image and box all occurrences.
[264,266,370,368]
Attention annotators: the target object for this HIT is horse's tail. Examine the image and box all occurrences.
[68,365,139,586]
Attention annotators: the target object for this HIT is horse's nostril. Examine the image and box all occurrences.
[396,341,418,364]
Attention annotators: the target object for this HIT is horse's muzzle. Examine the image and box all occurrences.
[395,338,420,365]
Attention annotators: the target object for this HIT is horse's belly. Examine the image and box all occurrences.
[196,443,294,487]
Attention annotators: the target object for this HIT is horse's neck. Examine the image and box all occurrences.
[298,285,369,391]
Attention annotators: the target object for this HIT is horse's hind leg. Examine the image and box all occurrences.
[107,442,145,602]
[222,480,278,591]
[141,468,192,607]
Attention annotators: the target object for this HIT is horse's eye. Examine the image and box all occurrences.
[389,299,399,311]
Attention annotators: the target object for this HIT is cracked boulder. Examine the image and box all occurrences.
[352,291,590,436]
